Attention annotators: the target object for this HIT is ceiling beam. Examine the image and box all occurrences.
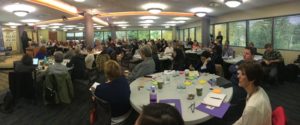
[35,16,84,25]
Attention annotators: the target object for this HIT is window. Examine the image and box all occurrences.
[249,19,272,48]
[103,32,111,42]
[162,30,173,41]
[180,30,184,41]
[196,26,202,42]
[138,30,150,40]
[214,24,227,43]
[150,30,161,40]
[116,31,127,40]
[75,32,84,40]
[127,30,138,40]
[66,32,74,40]
[189,28,195,41]
[210,25,213,35]
[184,29,189,41]
[94,32,103,42]
[274,15,300,50]
[228,21,246,46]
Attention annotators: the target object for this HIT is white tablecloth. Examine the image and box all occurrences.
[223,55,262,64]
[130,72,233,125]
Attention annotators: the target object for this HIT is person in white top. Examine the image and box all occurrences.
[85,47,95,70]
[164,42,174,56]
[234,61,272,125]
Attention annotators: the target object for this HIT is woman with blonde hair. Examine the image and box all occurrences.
[95,54,110,83]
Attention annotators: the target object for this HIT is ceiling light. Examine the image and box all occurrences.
[163,24,176,26]
[190,7,213,13]
[41,27,46,30]
[4,22,22,26]
[10,26,17,29]
[64,25,77,28]
[118,24,130,27]
[67,27,74,30]
[195,12,207,17]
[140,24,151,26]
[77,27,84,29]
[79,28,83,31]
[94,25,103,28]
[27,23,35,26]
[174,17,191,20]
[21,19,40,23]
[63,29,68,31]
[139,16,159,20]
[166,21,180,24]
[49,26,60,29]
[49,23,64,26]
[52,29,56,31]
[142,3,167,14]
[121,26,127,29]
[96,27,101,30]
[143,26,148,28]
[3,3,36,17]
[225,0,242,8]
[37,25,48,27]
[177,20,186,23]
[74,0,85,2]
[113,21,128,24]
[165,25,170,28]
[139,20,154,24]
[147,8,162,14]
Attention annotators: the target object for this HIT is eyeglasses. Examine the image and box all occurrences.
[189,102,195,113]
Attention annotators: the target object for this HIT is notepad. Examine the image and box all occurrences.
[196,102,230,118]
[202,92,226,107]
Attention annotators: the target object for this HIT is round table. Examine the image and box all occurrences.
[130,72,233,125]
[223,55,262,64]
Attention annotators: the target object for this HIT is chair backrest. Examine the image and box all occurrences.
[272,106,287,125]
[215,64,223,77]
[8,72,35,99]
[92,96,111,125]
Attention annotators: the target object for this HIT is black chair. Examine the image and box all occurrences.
[90,95,111,125]
[8,72,35,100]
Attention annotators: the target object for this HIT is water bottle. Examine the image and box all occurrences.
[44,56,47,64]
[149,86,157,104]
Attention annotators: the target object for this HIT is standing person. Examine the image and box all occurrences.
[216,31,223,43]
[21,31,30,53]
[233,61,272,125]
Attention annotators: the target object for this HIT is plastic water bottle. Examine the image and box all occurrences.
[44,56,47,64]
[149,86,157,104]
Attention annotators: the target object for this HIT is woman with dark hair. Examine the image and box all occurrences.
[15,54,35,72]
[134,103,184,125]
[21,31,30,53]
[233,61,271,125]
[190,50,216,74]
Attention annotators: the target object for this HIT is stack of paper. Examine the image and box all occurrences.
[202,92,226,107]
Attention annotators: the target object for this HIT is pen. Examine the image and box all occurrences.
[210,97,221,100]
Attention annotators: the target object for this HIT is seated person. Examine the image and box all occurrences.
[192,41,200,51]
[163,42,174,56]
[189,51,216,74]
[14,54,35,72]
[248,42,257,55]
[222,41,234,57]
[94,60,131,120]
[172,43,185,71]
[35,46,47,60]
[262,43,283,84]
[47,51,69,74]
[85,47,95,70]
[233,61,271,125]
[134,103,184,125]
[67,48,86,80]
[95,54,110,83]
[127,45,155,83]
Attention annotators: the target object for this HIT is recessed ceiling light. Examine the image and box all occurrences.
[142,3,167,14]
[49,23,64,26]
[122,26,127,29]
[27,23,35,26]
[147,8,162,14]
[41,27,46,30]
[49,26,60,29]
[165,25,170,28]
[3,3,36,17]
[113,21,128,24]
[195,12,207,17]
[177,21,186,23]
[139,16,160,20]
[190,7,213,13]
[118,24,130,27]
[94,25,103,28]
[10,26,17,28]
[21,19,40,23]
[140,24,151,26]
[96,27,101,30]
[74,0,85,2]
[225,0,242,8]
[174,17,191,20]
[64,25,77,28]
[162,24,176,26]
[165,21,180,24]
[37,25,48,27]
[139,20,154,24]
[143,26,148,28]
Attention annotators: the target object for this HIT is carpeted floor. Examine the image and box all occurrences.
[0,54,22,69]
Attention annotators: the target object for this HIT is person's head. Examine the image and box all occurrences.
[87,46,93,53]
[21,54,33,66]
[237,61,263,88]
[96,54,110,72]
[224,41,230,49]
[243,47,255,61]
[201,51,211,63]
[248,42,254,47]
[39,46,47,54]
[74,47,81,55]
[218,31,222,36]
[135,103,184,125]
[53,51,64,63]
[264,43,273,53]
[104,60,122,81]
[139,45,152,59]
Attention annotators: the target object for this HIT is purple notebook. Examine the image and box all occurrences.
[159,99,182,114]
[196,102,230,118]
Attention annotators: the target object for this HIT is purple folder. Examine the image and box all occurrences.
[196,102,230,118]
[159,99,182,114]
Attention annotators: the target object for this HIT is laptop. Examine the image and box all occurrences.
[33,58,39,66]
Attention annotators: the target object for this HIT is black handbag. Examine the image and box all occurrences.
[45,74,58,104]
